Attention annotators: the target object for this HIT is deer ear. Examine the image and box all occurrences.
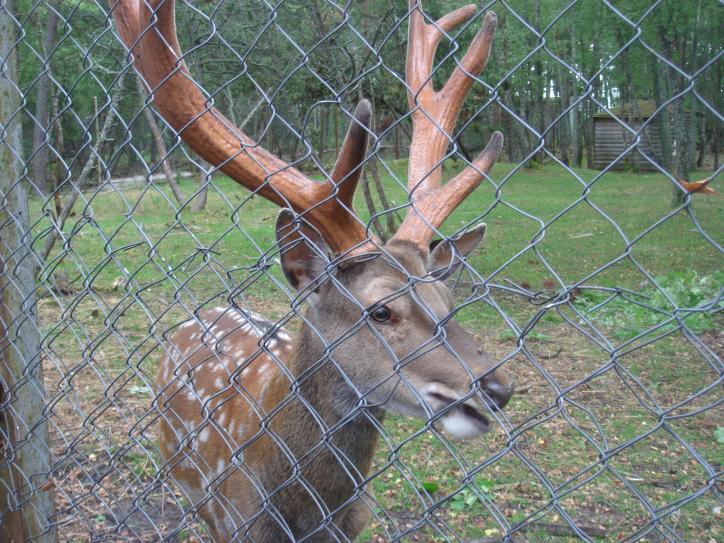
[275,209,329,295]
[428,223,486,280]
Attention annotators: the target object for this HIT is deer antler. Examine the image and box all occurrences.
[110,0,374,255]
[391,1,503,252]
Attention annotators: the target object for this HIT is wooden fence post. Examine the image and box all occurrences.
[0,2,57,541]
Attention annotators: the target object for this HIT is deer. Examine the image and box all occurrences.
[112,0,512,541]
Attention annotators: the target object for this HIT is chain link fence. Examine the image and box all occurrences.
[1,0,722,541]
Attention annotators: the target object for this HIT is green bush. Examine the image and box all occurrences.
[575,271,723,340]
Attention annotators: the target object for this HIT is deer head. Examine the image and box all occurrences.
[114,0,510,433]
[112,0,512,539]
[275,209,511,439]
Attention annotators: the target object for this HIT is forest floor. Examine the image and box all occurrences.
[32,160,722,542]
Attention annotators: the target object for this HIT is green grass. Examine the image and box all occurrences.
[33,160,722,542]
[33,160,722,296]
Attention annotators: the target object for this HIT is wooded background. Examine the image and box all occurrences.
[17,0,721,205]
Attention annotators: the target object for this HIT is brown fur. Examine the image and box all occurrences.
[155,243,512,542]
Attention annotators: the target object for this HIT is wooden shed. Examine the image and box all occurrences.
[593,100,666,171]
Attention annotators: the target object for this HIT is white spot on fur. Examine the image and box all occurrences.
[180,456,194,470]
[257,362,273,381]
[180,417,195,435]
[198,427,211,444]
[258,377,272,405]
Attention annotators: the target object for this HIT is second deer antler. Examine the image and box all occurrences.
[392,1,503,252]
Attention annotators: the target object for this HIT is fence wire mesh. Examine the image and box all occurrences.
[1,0,722,541]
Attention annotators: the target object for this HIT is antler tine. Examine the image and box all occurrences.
[330,99,372,207]
[110,0,375,256]
[394,1,503,252]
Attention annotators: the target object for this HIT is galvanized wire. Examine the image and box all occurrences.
[1,0,722,542]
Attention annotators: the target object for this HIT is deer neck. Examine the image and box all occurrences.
[253,320,382,520]
[264,321,383,464]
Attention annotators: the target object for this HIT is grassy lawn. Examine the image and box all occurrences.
[33,160,722,542]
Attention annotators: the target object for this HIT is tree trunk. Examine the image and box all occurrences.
[499,15,522,163]
[501,88,517,162]
[687,104,698,171]
[713,60,720,169]
[556,33,570,166]
[569,26,580,168]
[686,9,699,171]
[394,123,401,160]
[616,24,641,171]
[319,108,327,162]
[533,0,545,164]
[137,79,185,206]
[658,25,689,206]
[360,97,397,240]
[0,3,57,540]
[333,106,339,158]
[361,169,387,242]
[670,98,690,207]
[584,98,592,169]
[696,115,705,168]
[50,79,64,214]
[586,33,601,169]
[30,8,58,197]
[567,101,578,168]
[190,161,209,212]
[39,73,127,264]
[368,157,398,236]
[518,89,533,165]
[652,57,672,171]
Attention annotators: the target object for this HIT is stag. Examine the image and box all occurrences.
[112,1,512,541]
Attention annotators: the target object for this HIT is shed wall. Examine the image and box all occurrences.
[593,118,662,171]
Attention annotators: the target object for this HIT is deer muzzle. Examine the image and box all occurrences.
[421,382,492,439]
[441,320,514,410]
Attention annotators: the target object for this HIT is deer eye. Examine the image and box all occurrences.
[370,306,392,323]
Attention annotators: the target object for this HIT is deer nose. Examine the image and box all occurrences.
[479,376,513,411]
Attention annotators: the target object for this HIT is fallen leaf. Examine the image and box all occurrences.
[679,178,717,195]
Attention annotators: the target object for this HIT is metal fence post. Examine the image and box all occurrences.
[0,2,57,541]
